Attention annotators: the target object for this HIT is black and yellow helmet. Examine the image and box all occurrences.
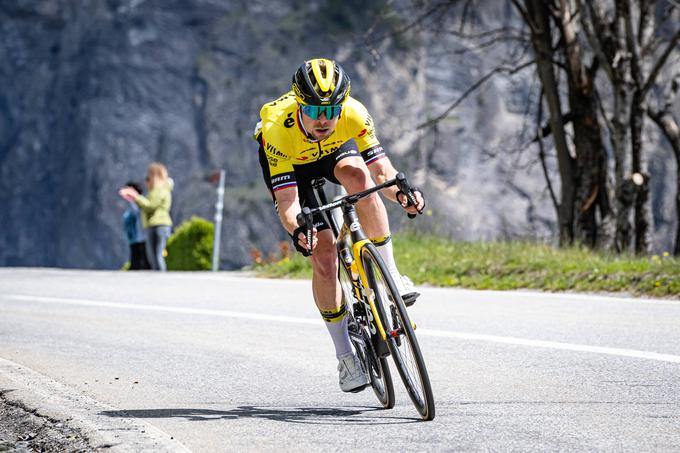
[292,58,351,106]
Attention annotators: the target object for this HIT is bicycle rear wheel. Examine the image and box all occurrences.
[339,266,394,409]
[361,244,435,420]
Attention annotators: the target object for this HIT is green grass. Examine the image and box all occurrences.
[253,233,680,298]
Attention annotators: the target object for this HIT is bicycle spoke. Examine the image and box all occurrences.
[339,265,394,409]
[363,245,435,420]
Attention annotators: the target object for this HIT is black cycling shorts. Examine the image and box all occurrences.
[257,138,362,234]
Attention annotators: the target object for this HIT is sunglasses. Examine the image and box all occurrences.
[300,104,342,120]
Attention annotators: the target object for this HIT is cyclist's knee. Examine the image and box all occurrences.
[337,164,373,193]
[311,237,337,280]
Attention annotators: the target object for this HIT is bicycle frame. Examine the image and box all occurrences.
[313,182,389,342]
[308,173,435,420]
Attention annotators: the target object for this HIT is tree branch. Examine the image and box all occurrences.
[511,0,537,34]
[536,88,559,213]
[435,34,529,56]
[582,0,616,82]
[416,59,535,130]
[641,27,680,97]
[530,111,576,143]
[365,1,456,45]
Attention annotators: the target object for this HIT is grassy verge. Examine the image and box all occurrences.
[253,234,680,298]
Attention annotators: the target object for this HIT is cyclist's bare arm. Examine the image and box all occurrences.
[368,156,425,214]
[274,186,301,235]
[275,186,316,250]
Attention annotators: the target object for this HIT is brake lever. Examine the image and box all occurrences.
[395,172,422,218]
[296,207,314,256]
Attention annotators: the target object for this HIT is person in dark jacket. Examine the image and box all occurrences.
[120,181,151,270]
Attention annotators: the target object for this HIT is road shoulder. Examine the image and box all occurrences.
[0,357,189,452]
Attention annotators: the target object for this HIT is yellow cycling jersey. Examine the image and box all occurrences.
[255,91,385,191]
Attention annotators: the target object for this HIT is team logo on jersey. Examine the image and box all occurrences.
[358,128,367,138]
[271,174,292,184]
[284,112,295,128]
[264,140,287,158]
[298,147,315,161]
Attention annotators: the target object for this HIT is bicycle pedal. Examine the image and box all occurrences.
[387,292,420,307]
[403,291,420,307]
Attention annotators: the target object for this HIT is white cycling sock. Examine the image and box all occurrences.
[373,235,407,295]
[321,304,353,359]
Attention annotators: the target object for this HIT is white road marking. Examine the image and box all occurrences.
[419,329,680,364]
[7,294,680,364]
[7,294,319,326]
[422,287,680,306]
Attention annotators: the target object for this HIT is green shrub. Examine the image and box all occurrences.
[166,216,214,271]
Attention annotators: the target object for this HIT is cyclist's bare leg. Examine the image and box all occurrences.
[310,229,341,311]
[334,156,416,301]
[334,156,389,238]
[311,229,352,359]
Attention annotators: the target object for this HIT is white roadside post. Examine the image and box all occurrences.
[212,169,226,272]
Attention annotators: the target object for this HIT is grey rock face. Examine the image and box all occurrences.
[0,0,674,269]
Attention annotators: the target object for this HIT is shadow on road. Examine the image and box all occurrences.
[100,406,419,425]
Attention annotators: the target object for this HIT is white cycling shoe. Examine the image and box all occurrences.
[391,274,421,307]
[338,353,369,393]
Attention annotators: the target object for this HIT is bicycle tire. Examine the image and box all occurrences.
[339,265,395,409]
[361,243,435,420]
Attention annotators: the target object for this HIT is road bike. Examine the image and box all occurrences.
[297,173,435,421]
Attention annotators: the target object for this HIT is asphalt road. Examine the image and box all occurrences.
[1,268,679,452]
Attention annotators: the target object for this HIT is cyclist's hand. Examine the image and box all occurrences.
[397,188,425,216]
[292,225,317,256]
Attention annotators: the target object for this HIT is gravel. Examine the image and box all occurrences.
[0,392,101,453]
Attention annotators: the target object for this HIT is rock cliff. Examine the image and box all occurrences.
[0,0,674,268]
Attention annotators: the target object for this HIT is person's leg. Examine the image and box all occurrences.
[333,155,415,300]
[154,226,171,272]
[310,229,352,359]
[129,244,138,270]
[145,230,159,270]
[292,157,368,392]
[130,243,143,270]
[334,156,389,239]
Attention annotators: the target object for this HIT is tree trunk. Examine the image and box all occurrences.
[612,0,635,252]
[557,0,610,248]
[623,0,653,254]
[648,108,680,255]
[524,0,575,246]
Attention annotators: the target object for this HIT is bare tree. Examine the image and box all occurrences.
[583,0,680,253]
[648,75,680,255]
[513,0,612,247]
[514,0,576,245]
[581,0,637,252]
[552,0,611,247]
[368,0,678,252]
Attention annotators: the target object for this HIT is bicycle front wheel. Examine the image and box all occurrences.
[339,264,394,409]
[361,243,435,420]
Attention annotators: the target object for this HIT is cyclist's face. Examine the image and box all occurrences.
[300,110,339,141]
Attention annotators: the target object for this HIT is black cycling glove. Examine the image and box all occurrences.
[397,187,425,219]
[292,225,312,257]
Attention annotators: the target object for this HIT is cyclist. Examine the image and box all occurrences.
[253,58,425,393]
